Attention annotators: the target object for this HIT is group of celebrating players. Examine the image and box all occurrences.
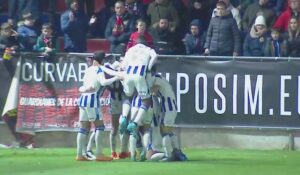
[76,36,187,162]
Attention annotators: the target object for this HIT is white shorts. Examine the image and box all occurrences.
[79,107,102,122]
[110,98,122,115]
[162,111,177,126]
[123,74,150,99]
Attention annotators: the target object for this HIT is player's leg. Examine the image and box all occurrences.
[76,107,91,161]
[111,95,130,159]
[128,104,139,161]
[86,130,96,159]
[119,78,134,133]
[92,109,113,161]
[127,77,151,132]
[110,114,119,159]
[161,110,187,161]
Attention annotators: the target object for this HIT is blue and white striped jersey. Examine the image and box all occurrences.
[123,43,157,76]
[78,66,104,108]
[154,74,177,112]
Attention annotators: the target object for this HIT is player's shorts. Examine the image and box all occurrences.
[161,110,177,126]
[79,107,102,122]
[123,75,150,99]
[110,98,122,115]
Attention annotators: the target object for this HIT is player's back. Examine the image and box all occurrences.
[124,44,152,66]
[82,66,101,92]
[155,74,175,98]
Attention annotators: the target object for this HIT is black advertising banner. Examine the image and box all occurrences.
[3,53,300,131]
[157,57,300,128]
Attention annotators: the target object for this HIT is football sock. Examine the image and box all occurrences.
[129,135,137,158]
[87,131,95,151]
[110,131,117,153]
[77,128,88,157]
[95,127,105,156]
[162,135,173,159]
[120,132,129,152]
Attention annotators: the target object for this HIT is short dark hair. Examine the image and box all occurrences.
[92,51,106,64]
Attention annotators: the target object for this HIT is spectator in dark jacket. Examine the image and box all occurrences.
[61,0,88,52]
[242,0,276,31]
[283,16,300,57]
[105,1,136,54]
[186,0,210,31]
[264,28,288,57]
[34,24,56,57]
[183,19,205,55]
[17,13,38,52]
[0,22,20,55]
[243,15,268,56]
[89,0,116,38]
[125,0,147,20]
[204,1,240,56]
[150,17,177,54]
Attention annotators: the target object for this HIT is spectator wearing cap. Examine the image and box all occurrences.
[183,19,205,55]
[126,19,153,50]
[17,13,38,52]
[264,28,288,57]
[150,17,177,54]
[242,0,276,32]
[61,0,89,52]
[204,1,241,56]
[243,15,269,56]
[147,0,180,32]
[273,0,300,32]
[105,1,136,54]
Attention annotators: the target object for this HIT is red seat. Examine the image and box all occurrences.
[94,0,105,12]
[56,37,110,53]
[86,39,110,53]
[56,0,67,13]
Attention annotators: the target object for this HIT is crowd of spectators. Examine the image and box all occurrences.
[0,0,300,57]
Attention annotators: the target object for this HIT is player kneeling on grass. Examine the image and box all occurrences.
[76,51,120,161]
[149,73,188,161]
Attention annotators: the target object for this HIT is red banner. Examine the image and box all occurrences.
[15,53,112,132]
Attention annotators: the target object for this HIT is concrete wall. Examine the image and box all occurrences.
[1,123,300,150]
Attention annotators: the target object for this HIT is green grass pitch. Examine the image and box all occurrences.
[1,148,300,175]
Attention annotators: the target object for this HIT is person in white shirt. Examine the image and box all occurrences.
[76,51,119,161]
[149,72,187,161]
[102,36,158,137]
